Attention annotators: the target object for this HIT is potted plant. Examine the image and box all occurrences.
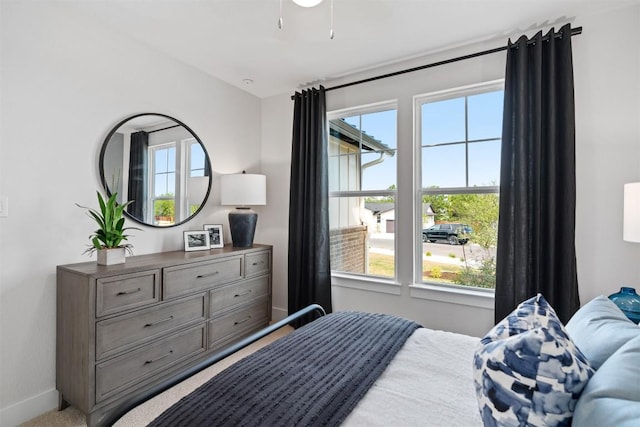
[77,191,141,265]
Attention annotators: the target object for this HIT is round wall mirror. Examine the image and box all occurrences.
[99,113,212,228]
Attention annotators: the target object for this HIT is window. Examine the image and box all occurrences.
[187,141,209,215]
[328,103,397,279]
[150,144,176,226]
[417,82,503,290]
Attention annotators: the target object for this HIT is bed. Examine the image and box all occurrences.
[105,295,640,427]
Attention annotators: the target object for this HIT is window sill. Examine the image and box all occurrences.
[331,273,401,295]
[409,283,494,309]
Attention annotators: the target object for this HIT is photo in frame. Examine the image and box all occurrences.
[204,224,224,248]
[183,230,210,252]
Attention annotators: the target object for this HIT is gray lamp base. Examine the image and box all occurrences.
[229,208,258,247]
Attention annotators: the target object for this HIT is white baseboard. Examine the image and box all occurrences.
[4,309,289,427]
[271,305,288,321]
[0,388,59,427]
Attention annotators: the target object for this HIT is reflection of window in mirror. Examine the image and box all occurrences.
[100,113,211,228]
[187,141,209,214]
[151,144,177,226]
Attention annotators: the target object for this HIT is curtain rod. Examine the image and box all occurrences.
[292,26,582,98]
[148,124,180,134]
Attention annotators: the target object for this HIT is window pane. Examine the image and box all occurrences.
[469,140,501,186]
[420,194,498,288]
[155,149,168,173]
[154,173,175,197]
[422,97,465,145]
[329,108,397,193]
[342,116,360,132]
[154,174,167,197]
[361,151,396,191]
[468,90,504,141]
[190,143,206,177]
[328,153,360,192]
[153,199,175,226]
[329,196,395,279]
[422,144,465,188]
[361,109,397,149]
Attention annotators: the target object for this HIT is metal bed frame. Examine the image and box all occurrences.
[103,304,327,426]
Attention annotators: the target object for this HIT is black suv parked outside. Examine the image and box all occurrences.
[422,223,472,245]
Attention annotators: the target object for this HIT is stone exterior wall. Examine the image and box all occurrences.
[330,226,367,274]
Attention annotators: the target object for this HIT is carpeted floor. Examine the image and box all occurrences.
[20,326,293,427]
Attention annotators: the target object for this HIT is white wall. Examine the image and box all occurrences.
[261,4,640,336]
[1,2,639,425]
[0,2,261,425]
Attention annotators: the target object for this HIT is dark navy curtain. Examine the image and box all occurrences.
[288,86,332,327]
[127,131,148,221]
[495,24,580,324]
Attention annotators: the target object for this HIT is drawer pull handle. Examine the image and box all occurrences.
[234,316,252,325]
[234,290,252,298]
[197,271,219,279]
[116,288,141,296]
[252,261,264,266]
[144,350,173,365]
[144,316,174,328]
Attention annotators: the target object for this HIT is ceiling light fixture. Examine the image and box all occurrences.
[292,0,323,6]
[278,0,334,39]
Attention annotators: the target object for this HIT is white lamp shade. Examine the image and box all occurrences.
[221,174,266,206]
[292,0,323,7]
[623,182,640,242]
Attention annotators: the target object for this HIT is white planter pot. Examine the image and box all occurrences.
[97,247,126,266]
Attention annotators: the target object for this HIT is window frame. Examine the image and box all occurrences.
[149,142,177,225]
[327,99,399,282]
[413,79,504,293]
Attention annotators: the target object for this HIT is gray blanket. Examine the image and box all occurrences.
[148,311,421,427]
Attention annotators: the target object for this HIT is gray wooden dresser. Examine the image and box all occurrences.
[56,244,272,426]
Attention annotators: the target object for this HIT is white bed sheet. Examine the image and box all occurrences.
[116,327,482,426]
[343,328,482,426]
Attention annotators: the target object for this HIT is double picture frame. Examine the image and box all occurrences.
[183,224,224,252]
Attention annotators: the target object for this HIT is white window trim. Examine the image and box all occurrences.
[413,79,504,294]
[327,99,399,281]
[331,272,401,295]
[410,283,494,309]
[326,81,503,310]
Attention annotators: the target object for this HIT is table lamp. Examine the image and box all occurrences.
[220,172,266,247]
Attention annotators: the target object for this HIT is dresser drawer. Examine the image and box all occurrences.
[208,298,270,350]
[96,294,206,360]
[163,256,243,299]
[95,325,206,403]
[209,275,270,316]
[245,251,271,277]
[96,270,161,317]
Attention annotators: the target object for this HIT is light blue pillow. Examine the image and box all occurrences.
[573,334,640,426]
[474,294,594,427]
[566,295,640,369]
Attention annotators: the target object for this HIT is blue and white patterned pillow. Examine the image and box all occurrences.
[473,294,595,427]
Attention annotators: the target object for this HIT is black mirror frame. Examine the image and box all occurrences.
[99,113,212,228]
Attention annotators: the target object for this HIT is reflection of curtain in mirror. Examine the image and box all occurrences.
[204,154,211,177]
[128,131,148,221]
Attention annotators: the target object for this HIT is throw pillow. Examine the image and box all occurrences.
[573,334,640,426]
[474,294,594,427]
[565,295,640,369]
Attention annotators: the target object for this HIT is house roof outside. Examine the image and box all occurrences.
[365,202,395,215]
[330,119,395,155]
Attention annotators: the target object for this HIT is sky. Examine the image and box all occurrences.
[336,89,504,192]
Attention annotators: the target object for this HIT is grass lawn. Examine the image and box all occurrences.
[368,253,461,283]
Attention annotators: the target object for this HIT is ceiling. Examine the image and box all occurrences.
[67,0,637,98]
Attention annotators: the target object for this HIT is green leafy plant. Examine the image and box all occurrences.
[77,192,140,255]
